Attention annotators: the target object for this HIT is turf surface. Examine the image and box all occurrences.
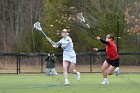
[0,73,140,93]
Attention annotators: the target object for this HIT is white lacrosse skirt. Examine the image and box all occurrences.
[63,50,76,64]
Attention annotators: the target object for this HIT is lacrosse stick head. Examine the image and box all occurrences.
[77,12,85,23]
[77,12,90,28]
[34,22,42,31]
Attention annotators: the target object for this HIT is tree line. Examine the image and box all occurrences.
[0,0,139,53]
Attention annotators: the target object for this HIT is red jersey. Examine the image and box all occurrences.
[106,40,119,60]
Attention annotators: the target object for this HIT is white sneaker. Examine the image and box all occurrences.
[76,72,80,80]
[114,67,120,76]
[101,80,109,85]
[64,81,70,85]
[54,73,58,76]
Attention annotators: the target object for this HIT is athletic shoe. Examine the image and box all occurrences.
[54,73,58,76]
[101,80,109,85]
[114,67,120,76]
[76,72,80,80]
[64,81,70,85]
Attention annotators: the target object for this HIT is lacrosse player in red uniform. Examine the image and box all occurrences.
[93,34,120,85]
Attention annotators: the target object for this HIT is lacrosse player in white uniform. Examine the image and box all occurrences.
[53,28,80,85]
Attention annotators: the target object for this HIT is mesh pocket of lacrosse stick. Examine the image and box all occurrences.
[34,22,42,31]
[78,13,86,23]
[78,13,91,28]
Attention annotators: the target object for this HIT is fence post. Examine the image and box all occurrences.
[19,54,21,74]
[89,52,92,72]
[40,56,44,73]
[16,53,19,75]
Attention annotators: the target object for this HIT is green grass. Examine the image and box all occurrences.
[0,73,140,93]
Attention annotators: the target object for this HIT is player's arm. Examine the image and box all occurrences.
[52,42,69,48]
[60,38,71,48]
[52,42,62,48]
[96,36,110,45]
[93,48,106,52]
[50,56,56,63]
[52,38,71,48]
[60,42,70,48]
[45,56,50,61]
[98,48,106,52]
[100,39,110,45]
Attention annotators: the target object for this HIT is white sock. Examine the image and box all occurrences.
[65,79,69,82]
[77,72,80,74]
[104,78,108,81]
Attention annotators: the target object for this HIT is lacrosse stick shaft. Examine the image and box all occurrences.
[91,31,97,37]
[78,13,98,37]
[40,30,56,45]
[33,22,56,45]
[86,24,90,28]
[79,23,97,37]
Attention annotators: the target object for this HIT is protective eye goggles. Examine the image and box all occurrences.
[61,29,68,33]
[106,36,110,38]
[61,31,68,33]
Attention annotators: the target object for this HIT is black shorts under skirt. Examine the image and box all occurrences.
[106,58,119,67]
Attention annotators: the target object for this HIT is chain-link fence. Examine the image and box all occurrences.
[0,52,140,74]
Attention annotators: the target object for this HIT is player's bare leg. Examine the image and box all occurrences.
[107,65,116,75]
[101,60,110,84]
[69,63,80,80]
[63,61,70,85]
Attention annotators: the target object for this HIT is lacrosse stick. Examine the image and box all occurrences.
[77,12,97,37]
[33,22,55,45]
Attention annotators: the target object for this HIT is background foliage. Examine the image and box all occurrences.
[0,0,139,53]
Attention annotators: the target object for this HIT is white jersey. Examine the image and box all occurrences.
[58,36,76,63]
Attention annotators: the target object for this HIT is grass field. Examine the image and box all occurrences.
[0,73,140,93]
